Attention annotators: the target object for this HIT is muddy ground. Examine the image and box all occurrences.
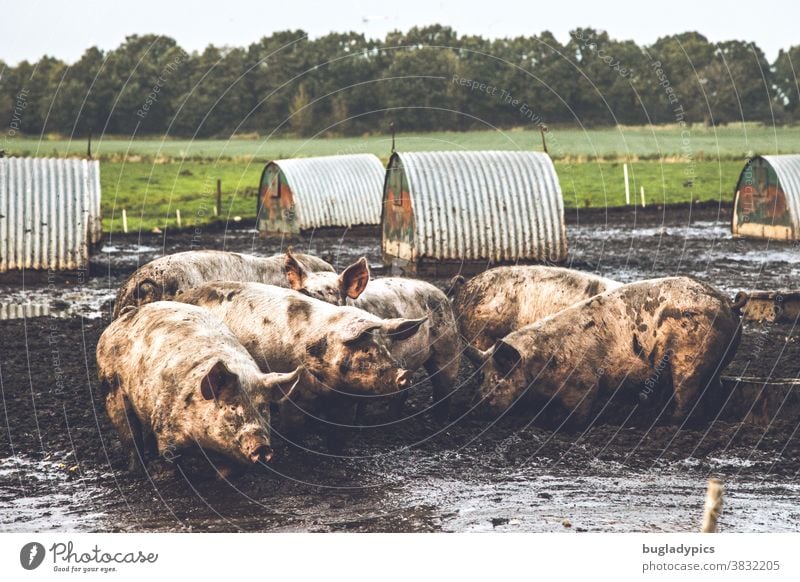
[1,202,799,532]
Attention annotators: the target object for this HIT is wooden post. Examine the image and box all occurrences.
[701,478,723,533]
[640,185,646,208]
[623,163,630,205]
[176,209,182,229]
[122,208,128,234]
[540,124,548,154]
[216,179,222,217]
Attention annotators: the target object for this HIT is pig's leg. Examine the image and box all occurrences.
[670,358,718,425]
[425,357,459,423]
[425,331,462,422]
[387,390,409,420]
[276,400,308,446]
[557,375,599,429]
[325,396,358,454]
[213,458,247,480]
[105,388,146,473]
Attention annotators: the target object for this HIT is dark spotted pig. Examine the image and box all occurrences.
[96,302,302,477]
[176,281,427,439]
[112,250,334,318]
[286,256,461,421]
[465,277,741,425]
[451,266,622,350]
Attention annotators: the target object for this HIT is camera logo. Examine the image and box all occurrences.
[20,542,46,570]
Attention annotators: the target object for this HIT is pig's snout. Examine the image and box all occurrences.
[249,444,273,464]
[240,433,273,464]
[396,369,414,388]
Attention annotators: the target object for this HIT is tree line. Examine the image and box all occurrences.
[1,25,798,138]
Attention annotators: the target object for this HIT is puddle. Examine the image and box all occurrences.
[569,221,732,242]
[404,466,800,532]
[0,455,107,532]
[0,287,116,320]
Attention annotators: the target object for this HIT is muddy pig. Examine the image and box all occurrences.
[451,265,622,350]
[97,301,302,477]
[113,250,334,318]
[465,277,741,426]
[286,256,461,421]
[176,281,427,443]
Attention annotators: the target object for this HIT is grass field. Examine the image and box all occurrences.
[99,159,743,233]
[7,123,800,162]
[6,124,791,232]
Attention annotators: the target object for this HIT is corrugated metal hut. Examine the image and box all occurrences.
[0,157,102,272]
[257,153,384,234]
[732,155,800,241]
[381,150,567,274]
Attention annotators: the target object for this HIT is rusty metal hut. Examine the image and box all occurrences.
[381,150,567,274]
[0,157,102,272]
[257,153,385,235]
[732,155,800,241]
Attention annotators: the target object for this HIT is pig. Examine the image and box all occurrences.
[465,277,741,426]
[112,250,334,318]
[96,301,302,477]
[284,255,461,421]
[175,281,427,444]
[450,265,622,350]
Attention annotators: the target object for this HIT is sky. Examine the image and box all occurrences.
[0,0,797,65]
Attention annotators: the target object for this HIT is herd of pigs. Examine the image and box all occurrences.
[98,249,742,478]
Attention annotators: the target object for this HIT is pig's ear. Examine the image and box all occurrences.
[492,340,523,376]
[339,257,370,299]
[382,316,427,342]
[463,344,490,366]
[201,360,240,401]
[284,251,307,290]
[341,319,383,343]
[136,279,160,303]
[263,367,302,403]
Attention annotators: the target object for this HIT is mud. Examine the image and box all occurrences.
[2,203,799,532]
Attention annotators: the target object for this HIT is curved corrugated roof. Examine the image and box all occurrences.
[389,150,567,263]
[759,155,800,231]
[269,154,384,230]
[0,157,101,271]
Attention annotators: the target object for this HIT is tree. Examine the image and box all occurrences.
[289,84,314,136]
[0,27,796,137]
[773,45,800,120]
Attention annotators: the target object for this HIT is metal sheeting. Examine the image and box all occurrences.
[760,155,800,233]
[388,150,567,263]
[0,157,102,272]
[269,154,384,230]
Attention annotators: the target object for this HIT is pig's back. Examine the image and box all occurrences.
[98,301,258,416]
[113,251,333,318]
[351,277,440,319]
[175,281,343,371]
[454,265,619,348]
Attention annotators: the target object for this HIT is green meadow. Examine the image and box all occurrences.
[6,124,791,232]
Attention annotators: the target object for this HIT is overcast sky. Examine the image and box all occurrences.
[1,0,796,65]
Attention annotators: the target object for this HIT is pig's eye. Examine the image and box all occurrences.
[299,289,311,297]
